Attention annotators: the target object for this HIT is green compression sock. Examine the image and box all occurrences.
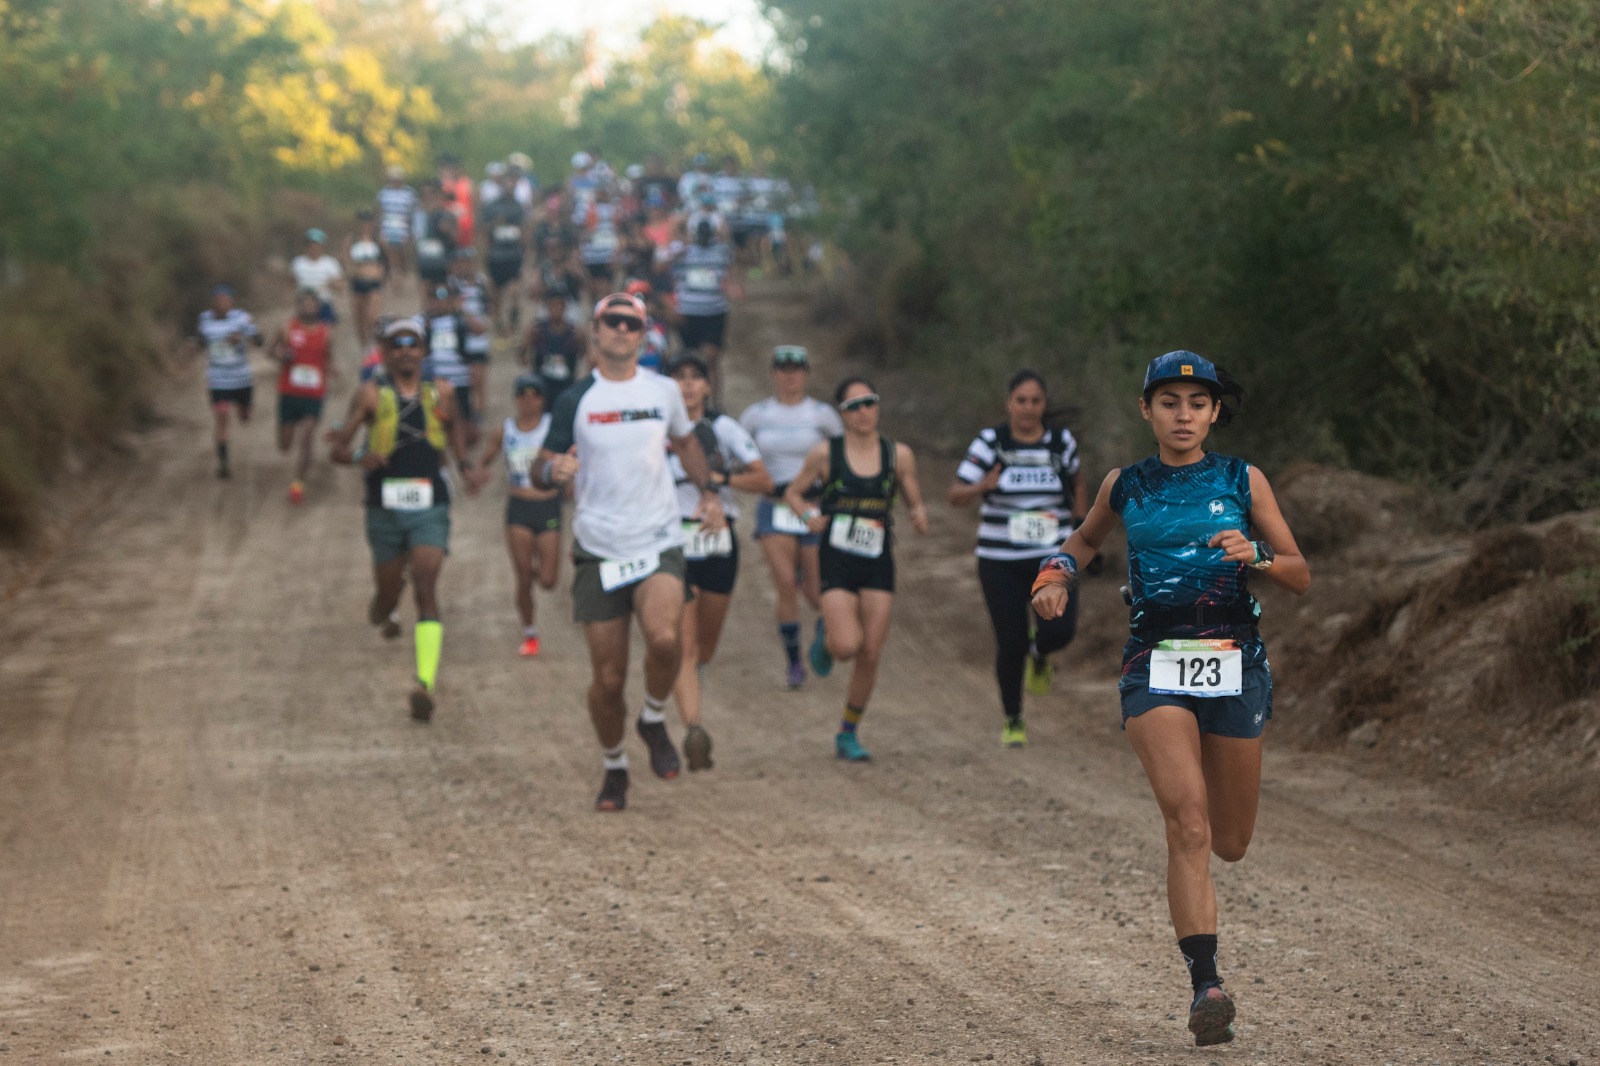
[415,620,443,693]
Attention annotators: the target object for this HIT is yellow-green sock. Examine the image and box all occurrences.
[415,620,443,693]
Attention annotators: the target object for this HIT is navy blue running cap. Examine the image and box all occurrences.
[1143,350,1221,395]
[513,372,547,398]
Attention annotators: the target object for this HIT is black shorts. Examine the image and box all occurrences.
[678,313,728,351]
[277,394,324,425]
[210,385,253,412]
[820,543,895,594]
[686,525,739,598]
[506,495,561,532]
[453,385,477,425]
[351,277,384,295]
[585,261,613,281]
[489,259,523,287]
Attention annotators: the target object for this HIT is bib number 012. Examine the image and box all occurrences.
[1148,639,1242,696]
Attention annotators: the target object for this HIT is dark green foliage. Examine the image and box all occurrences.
[764,0,1600,521]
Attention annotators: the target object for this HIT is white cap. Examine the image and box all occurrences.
[382,315,425,340]
[571,151,593,169]
[592,292,646,320]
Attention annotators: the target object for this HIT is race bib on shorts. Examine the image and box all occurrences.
[685,267,721,292]
[829,515,885,558]
[681,521,733,560]
[381,478,434,512]
[288,364,323,391]
[599,553,660,592]
[771,503,810,536]
[1007,510,1060,547]
[1149,639,1242,697]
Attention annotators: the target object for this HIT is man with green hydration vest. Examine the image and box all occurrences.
[328,316,479,722]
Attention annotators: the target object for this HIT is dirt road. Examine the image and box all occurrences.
[1,277,1596,1064]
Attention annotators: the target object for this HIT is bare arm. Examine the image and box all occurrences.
[435,381,479,496]
[1031,468,1122,619]
[784,442,832,533]
[1208,465,1311,595]
[327,382,378,467]
[671,430,726,532]
[895,443,929,534]
[727,457,774,496]
[947,462,1002,507]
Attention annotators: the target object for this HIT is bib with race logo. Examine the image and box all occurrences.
[288,364,323,391]
[1148,639,1243,697]
[684,267,721,292]
[381,478,434,512]
[541,354,570,380]
[417,238,445,260]
[207,338,244,366]
[432,328,458,352]
[770,503,811,536]
[599,552,660,592]
[493,225,521,244]
[681,521,733,560]
[1007,510,1060,547]
[829,515,886,558]
[589,229,619,254]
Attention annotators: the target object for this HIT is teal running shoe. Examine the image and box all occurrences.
[809,623,833,677]
[834,730,871,762]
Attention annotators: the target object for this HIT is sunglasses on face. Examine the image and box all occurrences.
[839,393,880,413]
[599,313,644,333]
[387,335,422,349]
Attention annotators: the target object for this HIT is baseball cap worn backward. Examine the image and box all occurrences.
[1143,350,1220,393]
[593,292,646,320]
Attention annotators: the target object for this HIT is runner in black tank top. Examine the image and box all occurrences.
[784,377,929,763]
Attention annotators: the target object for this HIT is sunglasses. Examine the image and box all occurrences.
[839,393,880,413]
[772,346,809,367]
[599,313,644,333]
[387,335,422,349]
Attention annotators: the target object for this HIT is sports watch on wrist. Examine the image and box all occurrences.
[1248,540,1276,571]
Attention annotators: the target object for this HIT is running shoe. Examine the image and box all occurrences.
[1000,717,1028,748]
[594,768,629,812]
[834,731,871,762]
[518,635,541,657]
[1187,981,1236,1047]
[683,725,714,771]
[808,626,833,678]
[636,718,682,779]
[380,613,402,640]
[288,480,305,505]
[1024,653,1054,697]
[409,683,434,723]
[786,660,805,689]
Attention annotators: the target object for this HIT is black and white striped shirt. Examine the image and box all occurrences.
[956,425,1080,561]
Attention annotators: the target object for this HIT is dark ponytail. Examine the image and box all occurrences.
[1214,366,1245,428]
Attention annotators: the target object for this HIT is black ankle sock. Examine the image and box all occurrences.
[216,442,229,464]
[1179,934,1219,991]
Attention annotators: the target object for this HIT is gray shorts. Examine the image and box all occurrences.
[365,504,450,566]
[571,545,688,624]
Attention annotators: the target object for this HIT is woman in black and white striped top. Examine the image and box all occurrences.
[948,369,1086,747]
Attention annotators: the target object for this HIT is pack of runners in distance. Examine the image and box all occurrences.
[196,148,1312,1049]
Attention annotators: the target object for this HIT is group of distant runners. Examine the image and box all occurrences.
[196,148,1310,1049]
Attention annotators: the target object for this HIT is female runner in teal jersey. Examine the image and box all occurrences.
[1032,351,1310,1048]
